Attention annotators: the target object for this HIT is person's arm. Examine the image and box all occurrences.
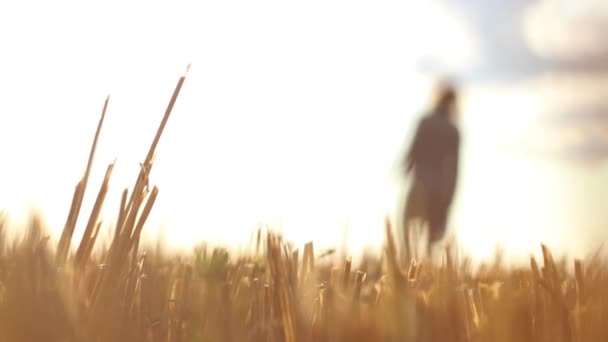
[443,130,460,204]
[403,119,425,174]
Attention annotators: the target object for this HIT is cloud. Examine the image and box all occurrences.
[475,73,608,165]
[422,0,608,83]
[414,0,544,84]
[523,1,608,71]
[545,103,608,164]
[510,74,608,165]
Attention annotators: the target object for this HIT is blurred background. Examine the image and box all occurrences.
[0,0,606,264]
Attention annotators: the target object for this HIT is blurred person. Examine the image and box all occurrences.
[402,83,460,260]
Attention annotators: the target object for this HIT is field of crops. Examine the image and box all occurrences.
[1,69,606,342]
[2,214,608,342]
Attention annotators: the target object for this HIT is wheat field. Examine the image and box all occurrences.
[0,68,606,342]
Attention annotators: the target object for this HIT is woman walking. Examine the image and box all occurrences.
[402,84,461,260]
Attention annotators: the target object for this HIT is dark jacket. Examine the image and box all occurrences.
[405,113,460,207]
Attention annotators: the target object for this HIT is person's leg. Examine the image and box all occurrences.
[402,182,427,263]
[427,202,448,264]
[402,189,417,263]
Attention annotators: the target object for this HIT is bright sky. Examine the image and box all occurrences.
[0,0,601,264]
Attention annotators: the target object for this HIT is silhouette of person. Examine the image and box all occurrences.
[402,83,460,259]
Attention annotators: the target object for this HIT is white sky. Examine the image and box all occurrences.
[0,0,599,264]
